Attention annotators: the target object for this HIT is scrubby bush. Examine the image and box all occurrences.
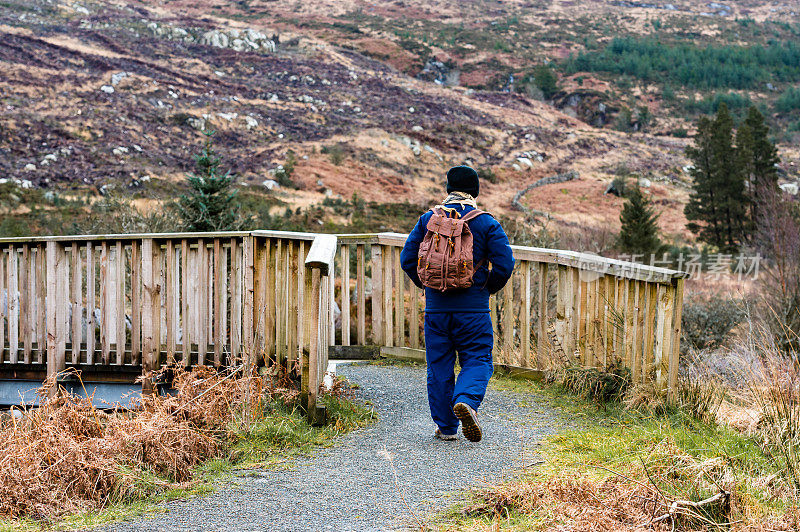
[477,167,498,184]
[681,294,745,353]
[273,149,297,188]
[322,144,345,165]
[549,362,632,405]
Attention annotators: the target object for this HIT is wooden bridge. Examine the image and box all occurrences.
[0,230,686,416]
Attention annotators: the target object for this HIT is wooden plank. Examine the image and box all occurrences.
[31,246,42,363]
[21,245,31,363]
[279,240,291,366]
[653,284,675,392]
[381,345,426,362]
[115,241,125,365]
[329,243,335,346]
[197,239,207,365]
[287,240,295,361]
[230,238,242,364]
[214,238,223,366]
[356,244,366,345]
[586,278,597,367]
[490,293,498,356]
[242,236,255,366]
[85,243,94,365]
[288,242,298,367]
[624,279,635,371]
[341,245,351,346]
[536,262,548,370]
[35,246,45,363]
[410,279,419,349]
[297,241,306,363]
[668,278,685,398]
[642,283,658,385]
[394,246,403,347]
[632,281,645,383]
[7,245,17,364]
[181,239,191,366]
[578,279,587,366]
[56,243,68,373]
[503,267,514,361]
[596,276,607,367]
[45,242,66,386]
[555,265,567,359]
[152,243,163,369]
[613,277,624,365]
[164,241,176,364]
[221,242,229,365]
[567,267,579,363]
[383,246,393,347]
[522,261,531,367]
[99,242,109,364]
[270,239,280,363]
[371,245,383,345]
[0,249,5,363]
[70,244,81,364]
[252,239,264,360]
[131,241,141,365]
[140,239,155,393]
[305,268,322,414]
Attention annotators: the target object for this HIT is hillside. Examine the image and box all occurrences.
[0,0,798,243]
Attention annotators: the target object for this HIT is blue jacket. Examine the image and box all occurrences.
[400,204,515,313]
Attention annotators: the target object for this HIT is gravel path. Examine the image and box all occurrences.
[101,363,567,532]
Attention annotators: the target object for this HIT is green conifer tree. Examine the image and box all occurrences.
[684,103,746,253]
[736,106,780,239]
[177,130,242,232]
[617,182,662,256]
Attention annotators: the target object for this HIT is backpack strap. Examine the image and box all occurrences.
[460,209,489,222]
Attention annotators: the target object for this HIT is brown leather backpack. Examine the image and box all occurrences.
[416,207,488,292]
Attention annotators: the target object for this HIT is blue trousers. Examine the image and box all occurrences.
[424,312,494,435]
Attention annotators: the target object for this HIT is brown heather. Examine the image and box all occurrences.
[0,366,296,520]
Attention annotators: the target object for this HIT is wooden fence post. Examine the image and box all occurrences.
[356,244,366,345]
[46,241,66,393]
[371,245,383,345]
[341,245,350,346]
[669,278,685,399]
[141,239,156,394]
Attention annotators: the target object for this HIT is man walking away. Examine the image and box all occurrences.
[400,166,514,442]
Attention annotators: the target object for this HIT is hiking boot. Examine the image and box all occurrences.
[435,428,458,441]
[453,402,482,442]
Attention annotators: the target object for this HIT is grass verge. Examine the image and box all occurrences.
[434,371,798,531]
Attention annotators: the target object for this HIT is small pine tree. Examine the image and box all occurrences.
[533,65,559,99]
[617,183,662,256]
[177,130,242,232]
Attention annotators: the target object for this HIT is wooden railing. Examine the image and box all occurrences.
[0,231,336,416]
[0,230,685,407]
[331,233,686,394]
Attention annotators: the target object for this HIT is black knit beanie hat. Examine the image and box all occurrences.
[446,166,480,197]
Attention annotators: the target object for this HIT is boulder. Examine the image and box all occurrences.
[262,179,280,190]
[244,116,259,129]
[100,85,114,94]
[110,72,128,86]
[24,163,36,171]
[780,182,799,195]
